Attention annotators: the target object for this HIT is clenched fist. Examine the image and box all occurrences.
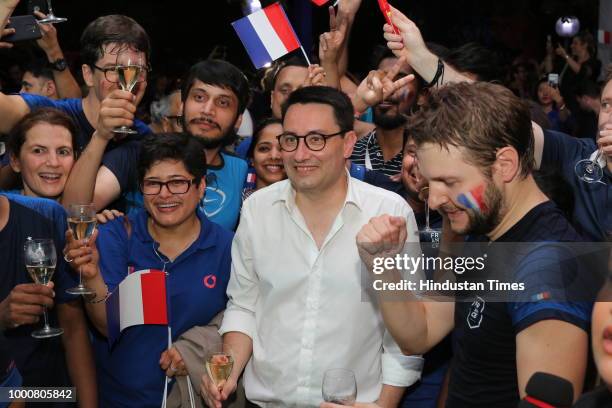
[357,215,407,271]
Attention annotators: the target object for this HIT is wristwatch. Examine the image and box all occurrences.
[49,58,68,72]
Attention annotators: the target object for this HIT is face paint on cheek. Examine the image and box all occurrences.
[457,184,489,213]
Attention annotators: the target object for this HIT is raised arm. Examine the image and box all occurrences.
[34,10,81,99]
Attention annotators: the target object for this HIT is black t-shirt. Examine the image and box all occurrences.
[446,201,591,408]
[574,386,612,408]
[0,194,77,389]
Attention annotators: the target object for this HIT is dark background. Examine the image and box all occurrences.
[0,0,601,83]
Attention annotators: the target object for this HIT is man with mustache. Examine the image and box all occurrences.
[63,59,250,230]
[357,82,591,408]
[350,50,421,179]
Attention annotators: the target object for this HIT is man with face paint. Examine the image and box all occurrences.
[357,82,591,408]
[350,50,421,179]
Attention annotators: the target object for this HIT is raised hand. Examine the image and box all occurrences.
[302,64,327,87]
[353,58,414,112]
[356,215,408,271]
[0,23,14,48]
[319,18,348,65]
[34,11,61,55]
[63,229,99,279]
[95,90,137,141]
[382,6,428,64]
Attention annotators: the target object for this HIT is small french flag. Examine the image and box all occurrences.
[246,172,256,184]
[457,185,488,213]
[598,29,612,45]
[106,269,168,345]
[232,3,301,69]
[311,0,328,5]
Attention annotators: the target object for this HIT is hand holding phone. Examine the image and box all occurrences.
[548,73,559,88]
[2,15,42,43]
[377,0,399,34]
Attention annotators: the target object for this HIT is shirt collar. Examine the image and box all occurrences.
[275,169,363,213]
[132,208,218,251]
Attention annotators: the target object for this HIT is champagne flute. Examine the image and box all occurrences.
[24,238,63,339]
[113,49,146,135]
[205,343,234,388]
[65,204,97,295]
[37,0,68,24]
[574,149,606,184]
[322,368,357,405]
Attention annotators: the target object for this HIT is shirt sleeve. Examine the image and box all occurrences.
[101,141,141,193]
[19,93,57,110]
[507,243,591,333]
[541,129,595,174]
[96,218,130,290]
[381,330,424,387]
[218,200,258,338]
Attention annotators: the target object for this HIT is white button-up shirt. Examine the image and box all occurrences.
[220,175,423,407]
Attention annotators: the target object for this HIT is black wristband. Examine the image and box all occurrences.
[427,58,444,87]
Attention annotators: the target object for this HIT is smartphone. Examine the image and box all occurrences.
[3,15,42,43]
[27,0,48,15]
[548,73,559,87]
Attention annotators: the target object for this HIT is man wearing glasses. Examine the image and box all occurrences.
[0,13,152,189]
[201,86,423,408]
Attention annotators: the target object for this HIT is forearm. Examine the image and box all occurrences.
[44,47,81,99]
[566,57,581,74]
[58,302,98,408]
[223,331,253,382]
[61,132,108,208]
[377,384,405,408]
[409,49,473,86]
[82,270,109,336]
[322,61,340,89]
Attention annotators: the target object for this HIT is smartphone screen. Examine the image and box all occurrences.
[548,73,559,87]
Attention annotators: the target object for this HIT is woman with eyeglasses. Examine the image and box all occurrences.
[242,118,287,200]
[64,133,233,407]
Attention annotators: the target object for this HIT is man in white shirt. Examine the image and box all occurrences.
[201,86,423,408]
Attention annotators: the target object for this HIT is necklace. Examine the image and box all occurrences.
[148,218,200,271]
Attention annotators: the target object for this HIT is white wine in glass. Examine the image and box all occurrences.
[65,204,97,296]
[24,238,63,339]
[113,49,145,135]
[205,343,234,387]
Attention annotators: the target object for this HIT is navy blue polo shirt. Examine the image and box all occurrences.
[447,201,591,408]
[541,129,612,241]
[0,194,77,390]
[93,208,232,407]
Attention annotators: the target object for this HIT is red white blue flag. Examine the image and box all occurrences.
[232,3,301,69]
[106,269,168,344]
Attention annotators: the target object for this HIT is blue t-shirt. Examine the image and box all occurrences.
[0,194,77,390]
[447,201,591,408]
[20,94,151,153]
[235,137,252,159]
[121,151,248,231]
[541,129,612,241]
[93,208,233,408]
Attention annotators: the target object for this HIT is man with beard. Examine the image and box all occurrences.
[356,82,591,407]
[64,60,250,230]
[350,51,421,179]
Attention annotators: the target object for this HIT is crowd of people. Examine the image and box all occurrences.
[0,0,611,407]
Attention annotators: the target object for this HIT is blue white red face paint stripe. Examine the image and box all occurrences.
[457,184,488,213]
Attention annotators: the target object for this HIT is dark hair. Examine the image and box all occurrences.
[181,59,251,114]
[266,55,309,91]
[246,117,283,159]
[444,42,502,82]
[408,82,534,178]
[23,62,54,82]
[281,86,354,132]
[7,108,78,159]
[80,15,151,68]
[137,133,207,185]
[575,80,601,98]
[575,31,596,57]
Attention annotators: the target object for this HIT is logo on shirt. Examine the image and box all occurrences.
[467,296,485,329]
[203,274,217,289]
[202,186,227,217]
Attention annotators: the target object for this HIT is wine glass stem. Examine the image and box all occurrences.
[46,0,54,16]
[425,200,430,230]
[594,149,603,164]
[42,305,50,330]
[79,266,83,287]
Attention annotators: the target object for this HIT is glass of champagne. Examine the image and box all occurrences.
[24,238,63,338]
[113,49,146,135]
[205,343,234,388]
[37,0,68,24]
[322,368,357,405]
[65,204,97,295]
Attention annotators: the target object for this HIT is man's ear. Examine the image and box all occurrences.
[8,154,21,173]
[44,80,57,98]
[493,146,520,183]
[198,177,207,200]
[343,130,357,159]
[82,64,94,88]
